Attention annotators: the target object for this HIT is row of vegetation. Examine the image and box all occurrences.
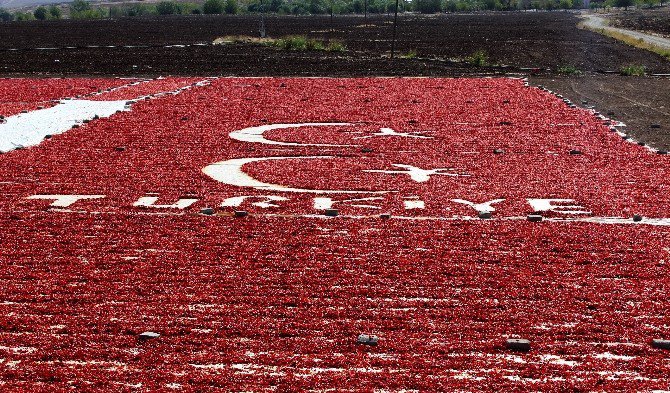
[1,0,665,21]
[216,35,347,51]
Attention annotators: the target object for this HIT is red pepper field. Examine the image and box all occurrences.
[1,76,670,390]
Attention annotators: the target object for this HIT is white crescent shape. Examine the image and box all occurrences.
[202,156,385,194]
[229,123,357,146]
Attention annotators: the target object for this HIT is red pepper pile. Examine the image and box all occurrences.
[0,77,669,390]
[0,78,137,117]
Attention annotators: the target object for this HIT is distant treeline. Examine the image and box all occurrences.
[0,0,664,21]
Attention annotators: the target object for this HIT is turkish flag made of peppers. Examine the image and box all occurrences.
[0,77,669,391]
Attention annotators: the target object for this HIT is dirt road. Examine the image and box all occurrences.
[581,13,670,51]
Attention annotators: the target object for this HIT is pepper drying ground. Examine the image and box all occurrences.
[1,77,670,390]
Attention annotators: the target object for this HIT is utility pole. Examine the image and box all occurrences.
[390,0,399,58]
[364,0,367,20]
[259,0,266,38]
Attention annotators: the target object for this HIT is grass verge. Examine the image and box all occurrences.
[578,21,670,61]
[214,35,346,52]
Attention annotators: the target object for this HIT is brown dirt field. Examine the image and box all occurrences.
[0,12,668,75]
[608,7,670,38]
[530,74,670,151]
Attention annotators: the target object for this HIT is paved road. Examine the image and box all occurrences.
[581,13,670,51]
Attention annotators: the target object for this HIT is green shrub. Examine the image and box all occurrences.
[400,49,418,59]
[224,0,238,13]
[14,12,35,21]
[71,8,107,19]
[326,40,346,52]
[125,3,153,16]
[269,36,339,51]
[305,38,325,51]
[414,0,441,12]
[620,65,645,76]
[70,0,91,13]
[156,1,177,14]
[33,6,48,20]
[467,50,489,67]
[0,8,13,22]
[203,0,225,13]
[557,65,582,75]
[275,36,307,50]
[48,5,62,19]
[69,0,106,19]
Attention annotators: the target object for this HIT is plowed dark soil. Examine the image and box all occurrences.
[0,12,669,75]
[609,7,670,37]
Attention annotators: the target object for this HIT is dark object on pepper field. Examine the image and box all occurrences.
[652,339,670,350]
[115,146,126,151]
[357,334,378,346]
[234,210,248,217]
[657,150,668,155]
[380,213,391,219]
[527,214,543,222]
[569,149,581,155]
[200,207,215,215]
[506,338,531,352]
[633,214,643,222]
[325,209,339,217]
[361,148,373,153]
[478,211,492,219]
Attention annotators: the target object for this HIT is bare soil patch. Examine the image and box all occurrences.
[531,74,670,150]
[608,7,670,38]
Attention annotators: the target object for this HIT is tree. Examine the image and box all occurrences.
[614,0,633,8]
[70,0,91,13]
[125,4,151,16]
[267,0,284,12]
[309,0,326,13]
[203,0,225,13]
[14,11,34,20]
[33,6,48,20]
[414,0,441,12]
[224,0,238,13]
[48,5,62,18]
[0,8,13,21]
[156,1,177,14]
